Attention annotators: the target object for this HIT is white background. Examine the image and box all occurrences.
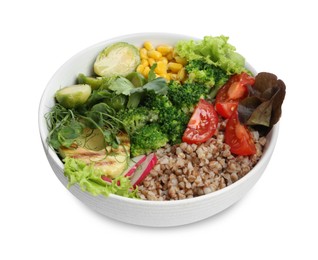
[1,0,317,259]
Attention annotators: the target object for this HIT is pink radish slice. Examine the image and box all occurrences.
[101,155,147,184]
[124,155,147,177]
[101,177,120,186]
[101,176,112,183]
[130,153,158,187]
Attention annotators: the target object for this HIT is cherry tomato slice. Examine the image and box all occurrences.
[215,72,255,118]
[215,101,238,119]
[225,110,256,156]
[182,99,218,144]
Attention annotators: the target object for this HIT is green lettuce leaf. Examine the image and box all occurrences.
[175,35,247,75]
[63,157,139,198]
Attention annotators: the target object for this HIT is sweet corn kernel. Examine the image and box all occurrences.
[159,56,168,65]
[154,61,167,75]
[147,50,162,60]
[168,73,178,81]
[177,67,186,81]
[136,64,144,73]
[161,73,169,81]
[166,52,173,61]
[140,48,148,59]
[168,62,183,73]
[144,41,154,51]
[156,45,173,56]
[142,66,150,78]
[148,58,156,67]
[139,42,186,81]
[174,56,187,66]
[141,59,149,67]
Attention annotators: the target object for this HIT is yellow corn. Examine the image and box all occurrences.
[159,56,168,65]
[140,48,148,59]
[154,61,167,75]
[161,73,170,81]
[177,68,186,81]
[141,59,149,67]
[148,58,155,67]
[156,45,173,56]
[136,64,144,74]
[144,41,154,51]
[168,62,183,73]
[147,50,162,60]
[174,56,187,66]
[138,41,188,81]
[142,66,150,78]
[168,73,178,81]
[166,52,173,61]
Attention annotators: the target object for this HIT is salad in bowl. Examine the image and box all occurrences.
[39,33,285,226]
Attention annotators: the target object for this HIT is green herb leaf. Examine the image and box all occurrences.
[132,77,168,95]
[148,63,157,81]
[85,89,112,108]
[108,77,136,95]
[126,72,147,87]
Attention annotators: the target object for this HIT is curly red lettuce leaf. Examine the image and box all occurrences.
[238,72,286,134]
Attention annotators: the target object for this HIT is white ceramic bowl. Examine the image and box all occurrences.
[39,33,279,227]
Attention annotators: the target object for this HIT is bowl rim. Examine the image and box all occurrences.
[39,32,279,206]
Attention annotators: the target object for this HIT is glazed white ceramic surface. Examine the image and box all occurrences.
[39,33,279,227]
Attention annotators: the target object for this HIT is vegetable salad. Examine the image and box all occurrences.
[46,35,285,199]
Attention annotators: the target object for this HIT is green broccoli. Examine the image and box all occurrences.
[130,124,169,157]
[117,107,159,134]
[160,106,189,144]
[118,80,211,155]
[144,93,190,144]
[185,59,229,91]
[167,80,209,112]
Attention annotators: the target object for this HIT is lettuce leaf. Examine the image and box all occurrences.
[63,157,139,198]
[238,72,286,134]
[175,35,247,76]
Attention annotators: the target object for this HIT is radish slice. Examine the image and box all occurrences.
[130,153,158,187]
[124,155,147,177]
[101,155,147,184]
[101,176,112,183]
[101,176,121,186]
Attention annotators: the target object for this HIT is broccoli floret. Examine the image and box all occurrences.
[160,106,189,144]
[143,92,172,110]
[167,80,209,112]
[144,93,190,144]
[185,59,229,88]
[118,107,158,134]
[130,124,169,157]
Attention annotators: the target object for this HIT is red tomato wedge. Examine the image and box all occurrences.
[225,110,256,156]
[215,72,255,118]
[182,99,218,144]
